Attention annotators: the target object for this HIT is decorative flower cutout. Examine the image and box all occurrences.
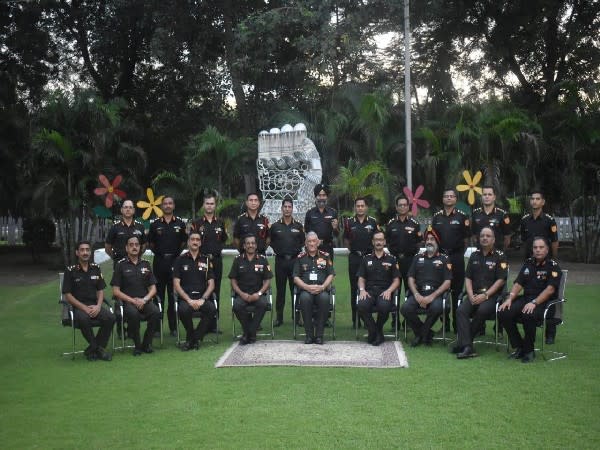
[137,187,164,220]
[403,184,430,216]
[94,174,126,208]
[456,170,483,205]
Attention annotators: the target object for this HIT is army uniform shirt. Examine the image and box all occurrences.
[62,263,106,305]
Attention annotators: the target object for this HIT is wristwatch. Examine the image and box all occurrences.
[531,299,537,305]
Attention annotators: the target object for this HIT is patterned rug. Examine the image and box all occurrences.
[215,340,409,369]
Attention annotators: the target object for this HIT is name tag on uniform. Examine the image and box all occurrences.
[309,272,318,281]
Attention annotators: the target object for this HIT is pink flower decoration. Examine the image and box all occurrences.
[94,174,126,208]
[403,185,430,216]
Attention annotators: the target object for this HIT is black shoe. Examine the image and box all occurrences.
[457,346,478,359]
[508,348,524,359]
[181,341,199,352]
[372,333,385,346]
[324,320,332,328]
[249,334,257,344]
[84,346,97,361]
[451,345,463,354]
[142,345,154,354]
[545,336,555,345]
[304,336,313,344]
[239,335,250,346]
[367,332,376,344]
[153,331,161,338]
[274,319,284,327]
[521,351,536,363]
[314,337,324,345]
[133,348,143,356]
[208,327,222,334]
[424,330,434,346]
[96,349,112,361]
[411,336,423,348]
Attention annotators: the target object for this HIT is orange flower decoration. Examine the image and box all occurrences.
[137,187,164,220]
[94,174,126,208]
[456,170,483,205]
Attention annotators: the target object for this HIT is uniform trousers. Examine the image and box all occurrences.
[498,296,555,353]
[122,301,161,349]
[401,294,446,339]
[209,256,223,330]
[178,298,217,344]
[456,294,499,347]
[275,256,296,322]
[298,290,330,339]
[348,253,363,323]
[391,254,413,326]
[357,290,395,336]
[72,307,115,351]
[447,251,465,331]
[153,254,177,332]
[232,295,268,337]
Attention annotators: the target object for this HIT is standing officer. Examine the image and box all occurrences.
[304,184,339,259]
[269,197,305,327]
[356,231,400,346]
[519,189,560,344]
[385,194,422,327]
[147,196,187,337]
[498,237,562,363]
[173,230,216,351]
[62,240,115,361]
[105,199,146,268]
[191,192,228,333]
[111,235,160,356]
[453,227,508,359]
[233,192,270,254]
[343,197,380,327]
[293,232,335,345]
[229,235,273,345]
[432,187,470,332]
[400,228,452,347]
[520,189,559,259]
[471,185,511,250]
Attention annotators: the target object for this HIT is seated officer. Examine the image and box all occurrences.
[453,227,508,359]
[111,235,160,356]
[401,227,452,347]
[292,231,335,345]
[62,240,115,361]
[229,234,273,345]
[356,231,400,346]
[498,237,562,363]
[173,230,216,351]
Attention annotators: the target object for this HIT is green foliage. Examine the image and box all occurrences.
[22,217,56,250]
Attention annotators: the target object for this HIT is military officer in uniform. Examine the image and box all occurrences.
[229,234,273,345]
[147,196,187,337]
[498,237,562,363]
[269,197,305,327]
[173,230,216,351]
[105,199,146,268]
[356,231,400,346]
[519,189,560,344]
[453,227,508,359]
[401,228,452,347]
[432,188,470,332]
[191,192,228,333]
[385,194,422,327]
[62,240,115,361]
[304,184,339,259]
[293,232,335,344]
[233,192,270,254]
[111,235,160,356]
[343,197,380,327]
[471,185,511,250]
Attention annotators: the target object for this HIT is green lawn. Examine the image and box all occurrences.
[1,256,599,449]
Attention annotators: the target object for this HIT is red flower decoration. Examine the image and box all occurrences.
[403,185,431,216]
[94,174,126,208]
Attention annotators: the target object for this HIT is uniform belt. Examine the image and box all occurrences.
[419,285,435,292]
[157,253,175,258]
[475,288,488,294]
[276,254,296,260]
[351,251,365,256]
[396,253,406,259]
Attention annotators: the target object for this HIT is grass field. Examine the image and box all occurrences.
[1,256,599,449]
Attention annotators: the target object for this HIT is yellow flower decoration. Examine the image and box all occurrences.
[456,170,483,205]
[137,187,164,220]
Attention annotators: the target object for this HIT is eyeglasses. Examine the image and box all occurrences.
[443,195,456,198]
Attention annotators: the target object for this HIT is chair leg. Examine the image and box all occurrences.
[71,322,76,360]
